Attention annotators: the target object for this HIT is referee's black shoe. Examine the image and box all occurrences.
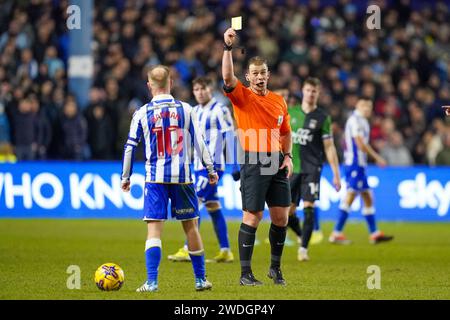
[240,272,263,286]
[267,267,286,286]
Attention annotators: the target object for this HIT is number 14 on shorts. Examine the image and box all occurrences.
[309,182,319,196]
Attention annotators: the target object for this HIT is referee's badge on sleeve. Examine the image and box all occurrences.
[277,115,283,126]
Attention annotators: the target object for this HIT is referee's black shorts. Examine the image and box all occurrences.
[290,172,321,205]
[239,152,291,212]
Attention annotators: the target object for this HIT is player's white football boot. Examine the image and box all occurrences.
[195,278,212,291]
[136,281,158,292]
[297,247,310,261]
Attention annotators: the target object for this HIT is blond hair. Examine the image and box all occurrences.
[147,65,171,89]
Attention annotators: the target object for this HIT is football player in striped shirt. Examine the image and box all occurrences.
[121,65,218,292]
[168,76,235,263]
[329,98,393,245]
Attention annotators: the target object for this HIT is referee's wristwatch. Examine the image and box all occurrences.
[223,42,233,51]
[284,153,293,159]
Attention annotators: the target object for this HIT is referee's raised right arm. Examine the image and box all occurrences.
[222,28,238,89]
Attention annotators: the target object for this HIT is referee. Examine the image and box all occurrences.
[222,28,293,286]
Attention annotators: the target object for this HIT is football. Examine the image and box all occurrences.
[94,263,125,291]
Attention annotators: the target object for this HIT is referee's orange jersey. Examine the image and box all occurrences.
[225,80,291,152]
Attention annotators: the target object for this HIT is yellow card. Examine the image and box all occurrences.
[231,16,242,30]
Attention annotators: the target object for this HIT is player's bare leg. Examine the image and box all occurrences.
[182,218,212,291]
[137,221,164,292]
[169,200,204,262]
[239,210,263,286]
[344,191,358,208]
[329,192,357,245]
[147,220,164,239]
[267,206,288,285]
[361,190,373,207]
[182,218,202,251]
[243,210,263,227]
[361,191,394,244]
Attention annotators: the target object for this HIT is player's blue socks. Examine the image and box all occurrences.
[313,208,320,231]
[335,205,350,232]
[363,207,377,234]
[189,249,206,279]
[145,238,162,283]
[208,208,230,249]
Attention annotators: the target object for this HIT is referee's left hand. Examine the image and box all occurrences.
[280,156,293,178]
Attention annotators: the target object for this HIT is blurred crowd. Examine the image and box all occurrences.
[0,0,449,165]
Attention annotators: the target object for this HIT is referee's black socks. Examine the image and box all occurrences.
[269,223,287,269]
[302,206,314,248]
[238,223,257,275]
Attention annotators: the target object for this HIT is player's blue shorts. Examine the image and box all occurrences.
[194,170,223,203]
[143,183,199,221]
[344,165,370,192]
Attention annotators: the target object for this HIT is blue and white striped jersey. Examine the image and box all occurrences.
[344,110,370,167]
[121,94,214,184]
[193,98,234,171]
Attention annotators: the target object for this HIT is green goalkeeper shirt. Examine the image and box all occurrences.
[289,105,332,174]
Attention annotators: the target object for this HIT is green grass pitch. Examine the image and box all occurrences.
[0,219,449,300]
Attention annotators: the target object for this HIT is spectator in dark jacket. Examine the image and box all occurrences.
[29,94,52,159]
[60,98,87,160]
[10,98,37,160]
[86,103,114,160]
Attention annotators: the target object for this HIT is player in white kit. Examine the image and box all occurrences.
[329,98,394,244]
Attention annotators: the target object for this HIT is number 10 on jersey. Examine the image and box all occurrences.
[151,125,184,158]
